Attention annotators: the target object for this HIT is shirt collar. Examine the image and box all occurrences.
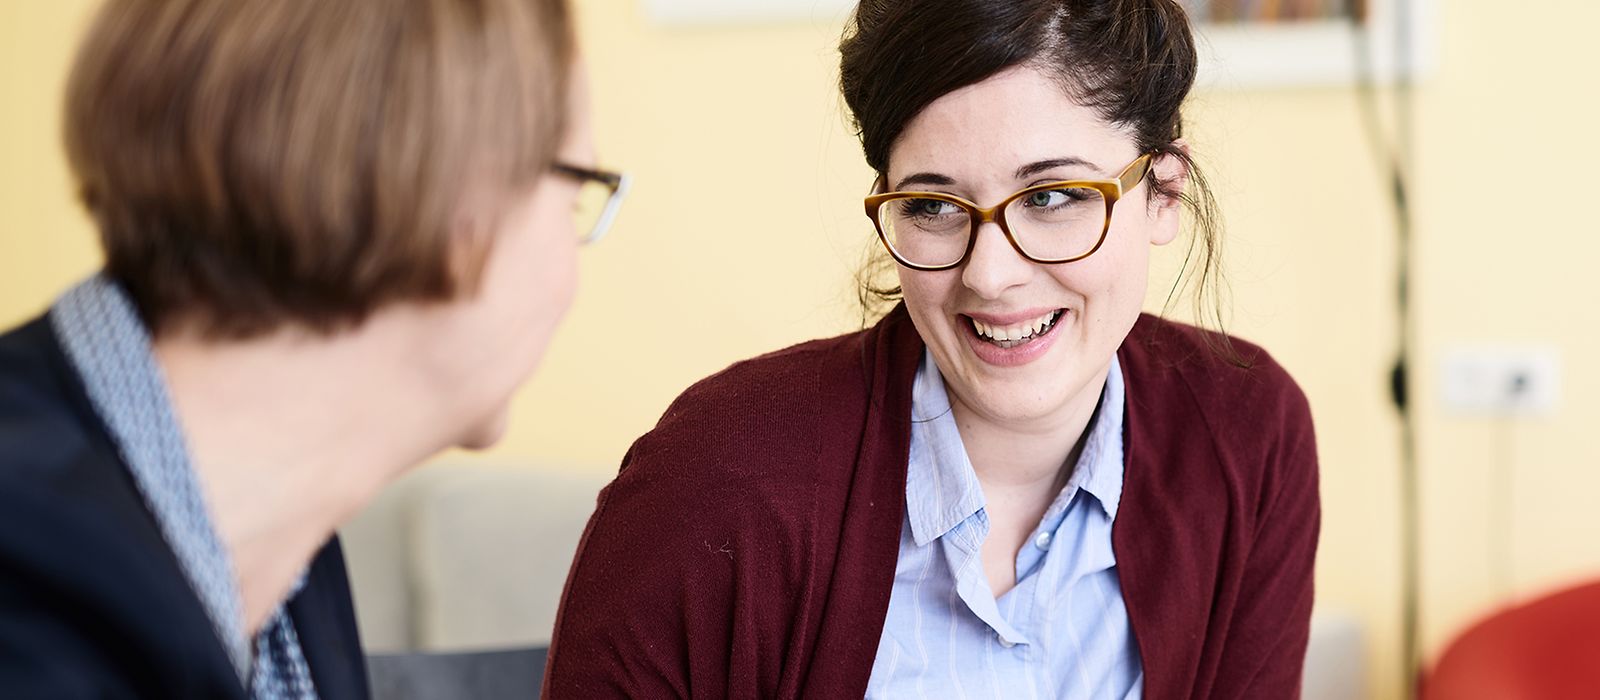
[50,276,254,679]
[905,349,986,546]
[1059,352,1126,521]
[904,348,1127,547]
[50,275,316,690]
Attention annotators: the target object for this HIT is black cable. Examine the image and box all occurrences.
[1491,417,1515,600]
[1351,0,1419,696]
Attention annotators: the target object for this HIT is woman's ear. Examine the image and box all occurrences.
[1147,139,1191,247]
[445,195,501,297]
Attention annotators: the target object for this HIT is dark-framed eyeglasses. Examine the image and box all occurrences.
[863,153,1153,271]
[554,162,632,245]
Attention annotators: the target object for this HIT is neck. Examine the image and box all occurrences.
[951,364,1111,511]
[155,317,466,635]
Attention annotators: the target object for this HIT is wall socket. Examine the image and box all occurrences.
[1439,345,1561,417]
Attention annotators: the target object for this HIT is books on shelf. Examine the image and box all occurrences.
[1183,0,1365,24]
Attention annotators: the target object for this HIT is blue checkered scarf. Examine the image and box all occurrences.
[50,275,319,700]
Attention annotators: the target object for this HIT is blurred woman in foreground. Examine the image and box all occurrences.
[0,0,626,697]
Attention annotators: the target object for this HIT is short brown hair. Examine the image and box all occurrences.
[64,0,574,338]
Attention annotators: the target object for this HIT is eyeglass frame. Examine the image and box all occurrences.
[863,153,1154,271]
[553,162,632,245]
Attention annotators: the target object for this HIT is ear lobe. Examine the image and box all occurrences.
[1148,140,1191,247]
[446,205,498,294]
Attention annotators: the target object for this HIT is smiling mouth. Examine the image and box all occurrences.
[966,309,1065,349]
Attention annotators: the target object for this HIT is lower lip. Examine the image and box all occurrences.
[961,311,1066,368]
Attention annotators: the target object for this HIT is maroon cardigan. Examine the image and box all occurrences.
[544,307,1319,699]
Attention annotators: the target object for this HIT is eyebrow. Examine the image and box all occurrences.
[1015,157,1101,180]
[892,156,1105,192]
[892,172,956,191]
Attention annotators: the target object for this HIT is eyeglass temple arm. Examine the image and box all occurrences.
[584,171,633,245]
[1117,154,1155,194]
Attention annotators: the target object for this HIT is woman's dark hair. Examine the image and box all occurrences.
[840,0,1237,361]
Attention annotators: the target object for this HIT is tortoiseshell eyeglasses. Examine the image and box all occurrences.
[864,153,1153,271]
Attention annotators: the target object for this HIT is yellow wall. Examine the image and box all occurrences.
[4,2,1597,697]
[0,2,102,317]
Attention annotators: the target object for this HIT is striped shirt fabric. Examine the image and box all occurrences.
[866,349,1143,699]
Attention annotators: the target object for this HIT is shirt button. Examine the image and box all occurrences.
[1034,531,1053,550]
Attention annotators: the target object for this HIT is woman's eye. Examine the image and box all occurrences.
[1023,187,1102,210]
[901,198,956,217]
[1025,190,1074,208]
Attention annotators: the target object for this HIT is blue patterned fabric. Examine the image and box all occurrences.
[866,348,1143,699]
[50,275,318,700]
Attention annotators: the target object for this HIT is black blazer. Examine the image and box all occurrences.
[0,316,370,699]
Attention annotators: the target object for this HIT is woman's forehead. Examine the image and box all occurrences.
[885,65,1132,183]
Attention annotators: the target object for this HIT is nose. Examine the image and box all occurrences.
[960,221,1033,300]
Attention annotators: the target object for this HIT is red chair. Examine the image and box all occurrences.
[1422,579,1600,699]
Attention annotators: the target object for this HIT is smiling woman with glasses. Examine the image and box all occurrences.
[545,0,1318,698]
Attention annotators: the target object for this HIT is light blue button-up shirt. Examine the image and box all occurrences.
[866,349,1143,699]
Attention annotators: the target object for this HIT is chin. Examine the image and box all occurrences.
[957,347,1097,424]
[969,386,1066,425]
[457,409,511,451]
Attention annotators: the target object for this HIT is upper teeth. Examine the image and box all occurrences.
[972,311,1060,341]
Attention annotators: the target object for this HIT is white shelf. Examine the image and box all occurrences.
[1195,0,1437,89]
[639,0,1437,88]
[640,0,854,26]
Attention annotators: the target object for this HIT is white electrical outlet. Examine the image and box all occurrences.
[1439,345,1561,417]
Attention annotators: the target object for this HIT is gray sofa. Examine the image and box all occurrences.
[340,462,1365,698]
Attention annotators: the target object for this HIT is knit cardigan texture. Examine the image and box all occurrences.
[544,307,1319,699]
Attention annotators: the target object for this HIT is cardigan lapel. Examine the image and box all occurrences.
[1111,315,1234,699]
[799,306,923,699]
